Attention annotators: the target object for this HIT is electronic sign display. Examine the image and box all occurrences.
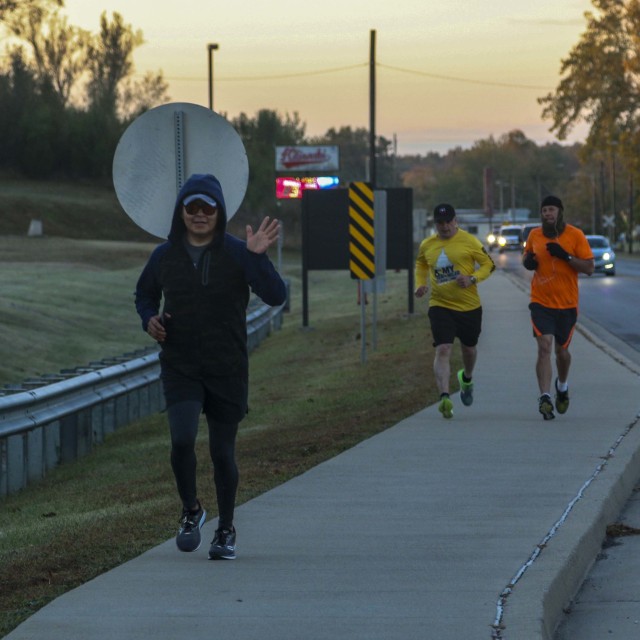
[276,176,339,199]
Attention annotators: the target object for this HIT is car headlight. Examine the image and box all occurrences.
[602,252,610,260]
[498,237,506,246]
[487,234,496,243]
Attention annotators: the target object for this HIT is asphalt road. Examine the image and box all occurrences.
[493,249,640,363]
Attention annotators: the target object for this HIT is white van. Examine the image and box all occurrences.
[497,225,523,253]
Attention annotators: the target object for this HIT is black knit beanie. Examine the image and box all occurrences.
[540,195,565,237]
[541,195,563,210]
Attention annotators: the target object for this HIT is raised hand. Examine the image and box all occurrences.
[246,216,279,254]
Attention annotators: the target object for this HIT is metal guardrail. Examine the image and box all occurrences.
[0,301,284,497]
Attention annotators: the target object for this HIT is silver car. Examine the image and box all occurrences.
[586,235,616,276]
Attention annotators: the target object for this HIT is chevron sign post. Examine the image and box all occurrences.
[348,181,375,280]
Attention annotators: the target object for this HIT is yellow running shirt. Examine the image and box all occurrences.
[414,229,495,311]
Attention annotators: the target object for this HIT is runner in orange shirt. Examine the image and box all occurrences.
[522,196,594,420]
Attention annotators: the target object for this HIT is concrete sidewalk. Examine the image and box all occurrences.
[5,272,640,640]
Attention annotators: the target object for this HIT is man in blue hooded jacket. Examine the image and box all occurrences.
[135,173,286,560]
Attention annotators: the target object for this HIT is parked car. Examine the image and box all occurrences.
[586,235,616,276]
[521,223,541,249]
[497,225,523,253]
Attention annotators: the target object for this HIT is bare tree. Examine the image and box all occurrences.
[85,11,143,116]
[3,2,87,106]
[0,0,61,22]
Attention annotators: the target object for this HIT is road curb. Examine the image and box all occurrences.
[498,268,640,639]
[505,412,640,638]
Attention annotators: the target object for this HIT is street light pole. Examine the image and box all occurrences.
[496,180,504,214]
[207,43,219,111]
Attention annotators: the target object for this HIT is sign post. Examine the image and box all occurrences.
[349,182,374,363]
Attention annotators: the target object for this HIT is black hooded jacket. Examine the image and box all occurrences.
[135,173,286,381]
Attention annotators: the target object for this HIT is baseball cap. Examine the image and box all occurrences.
[433,203,456,222]
[183,193,218,208]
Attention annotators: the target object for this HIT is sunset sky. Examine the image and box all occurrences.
[61,0,594,155]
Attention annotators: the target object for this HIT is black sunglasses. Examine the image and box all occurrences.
[184,200,217,216]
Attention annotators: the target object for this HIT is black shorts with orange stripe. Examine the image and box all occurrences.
[529,302,577,348]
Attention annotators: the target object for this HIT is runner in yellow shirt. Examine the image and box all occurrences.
[415,203,495,419]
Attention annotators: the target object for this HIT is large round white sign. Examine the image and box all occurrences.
[113,102,249,239]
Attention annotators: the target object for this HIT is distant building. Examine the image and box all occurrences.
[413,207,533,244]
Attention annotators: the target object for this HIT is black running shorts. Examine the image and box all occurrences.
[160,362,248,423]
[427,305,483,348]
[529,303,577,348]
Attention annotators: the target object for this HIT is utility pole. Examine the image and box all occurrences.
[207,43,219,111]
[369,29,376,188]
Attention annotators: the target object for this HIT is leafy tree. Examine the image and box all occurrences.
[231,109,306,224]
[310,126,394,187]
[539,0,640,154]
[0,5,168,179]
[538,0,640,237]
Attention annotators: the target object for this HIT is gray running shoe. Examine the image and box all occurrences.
[209,527,236,560]
[176,504,206,552]
[457,369,474,406]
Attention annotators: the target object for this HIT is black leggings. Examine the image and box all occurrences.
[167,400,239,530]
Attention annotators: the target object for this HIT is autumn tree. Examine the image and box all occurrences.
[539,0,640,154]
[538,0,640,238]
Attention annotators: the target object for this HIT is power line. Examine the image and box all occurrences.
[155,60,553,91]
[377,62,552,90]
[161,62,367,83]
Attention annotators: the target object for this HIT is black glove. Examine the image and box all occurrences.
[546,242,570,261]
[522,252,538,271]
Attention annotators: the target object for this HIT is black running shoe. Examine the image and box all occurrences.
[209,527,236,560]
[555,378,570,414]
[176,503,206,552]
[538,394,555,421]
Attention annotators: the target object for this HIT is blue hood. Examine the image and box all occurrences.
[169,173,227,242]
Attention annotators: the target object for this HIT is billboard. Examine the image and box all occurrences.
[275,145,339,172]
[276,176,339,199]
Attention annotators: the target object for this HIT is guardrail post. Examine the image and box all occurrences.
[45,421,60,471]
[129,388,140,423]
[91,404,105,445]
[7,433,26,493]
[115,395,128,429]
[77,409,92,458]
[60,414,78,464]
[27,427,44,484]
[1,439,7,496]
[102,398,116,437]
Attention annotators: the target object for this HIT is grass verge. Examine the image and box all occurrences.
[0,244,453,637]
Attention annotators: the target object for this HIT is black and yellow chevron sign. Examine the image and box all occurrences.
[348,181,375,280]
